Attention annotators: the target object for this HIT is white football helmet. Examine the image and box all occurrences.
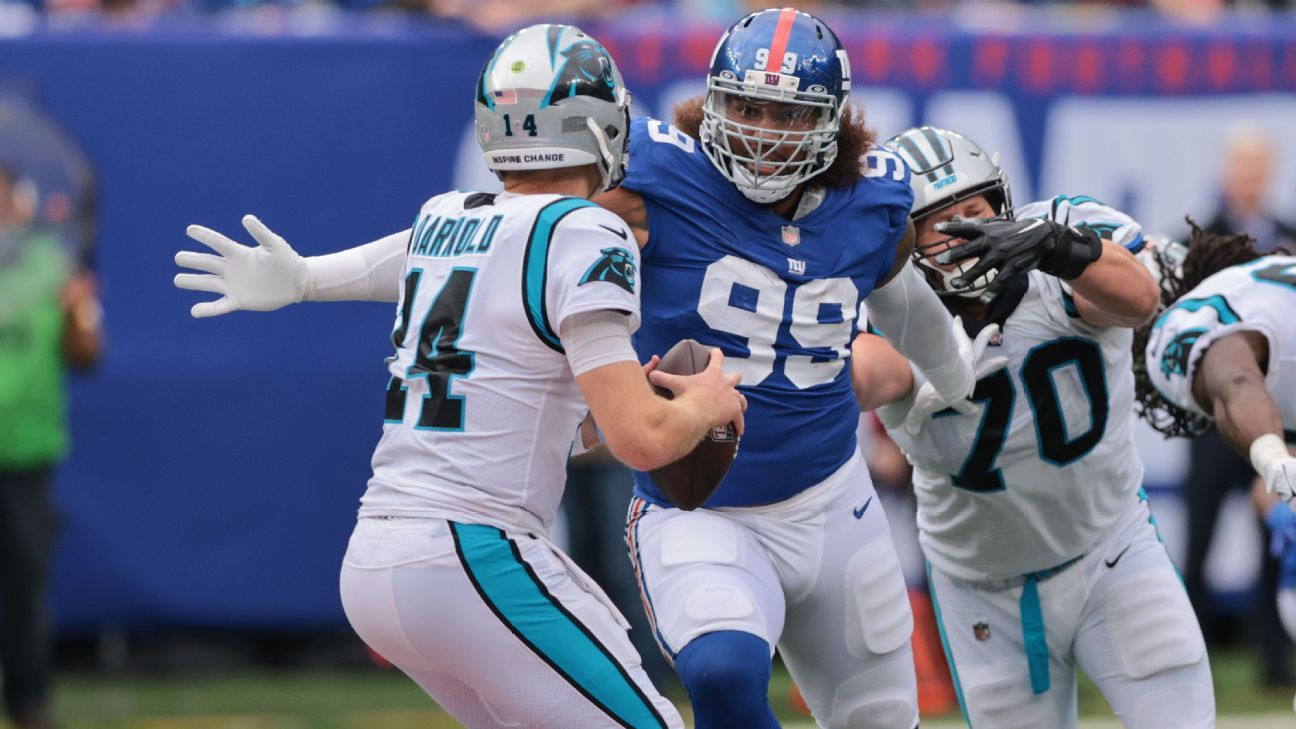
[475,24,631,192]
[887,126,1013,299]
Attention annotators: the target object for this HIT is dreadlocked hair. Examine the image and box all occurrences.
[672,97,875,188]
[1132,218,1263,438]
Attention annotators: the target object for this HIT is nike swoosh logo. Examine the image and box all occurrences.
[598,224,628,240]
[1105,544,1131,569]
[853,496,873,520]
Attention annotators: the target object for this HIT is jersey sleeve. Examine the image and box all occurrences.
[858,148,915,291]
[1017,195,1145,253]
[621,116,698,195]
[543,205,642,344]
[1030,270,1103,335]
[1145,271,1284,417]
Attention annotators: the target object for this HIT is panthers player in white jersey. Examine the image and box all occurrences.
[852,126,1215,728]
[1136,227,1296,639]
[176,26,747,729]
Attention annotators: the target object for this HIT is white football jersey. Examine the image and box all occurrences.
[1016,194,1144,253]
[1145,255,1296,439]
[359,191,641,534]
[885,198,1145,582]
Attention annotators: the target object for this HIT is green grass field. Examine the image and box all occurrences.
[41,650,1290,728]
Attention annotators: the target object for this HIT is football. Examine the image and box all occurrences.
[648,339,740,511]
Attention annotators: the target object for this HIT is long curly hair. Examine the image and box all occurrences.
[1132,219,1264,438]
[671,97,875,189]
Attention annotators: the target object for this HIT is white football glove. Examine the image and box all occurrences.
[1251,434,1296,503]
[1262,457,1296,503]
[881,317,1009,436]
[174,215,308,318]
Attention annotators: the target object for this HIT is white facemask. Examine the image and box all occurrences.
[729,164,797,204]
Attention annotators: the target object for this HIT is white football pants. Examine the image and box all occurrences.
[927,496,1215,729]
[626,449,919,729]
[340,516,683,729]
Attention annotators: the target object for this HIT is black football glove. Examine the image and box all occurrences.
[934,217,1103,302]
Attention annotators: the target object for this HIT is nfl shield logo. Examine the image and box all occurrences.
[973,622,991,641]
[709,424,736,443]
[781,225,800,246]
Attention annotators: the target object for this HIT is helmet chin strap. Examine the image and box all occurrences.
[586,117,616,191]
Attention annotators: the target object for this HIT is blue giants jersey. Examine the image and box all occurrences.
[623,116,913,507]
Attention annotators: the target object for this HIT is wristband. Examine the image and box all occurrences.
[1050,226,1103,281]
[1251,433,1291,477]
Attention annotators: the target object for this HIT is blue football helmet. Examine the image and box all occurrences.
[700,8,851,204]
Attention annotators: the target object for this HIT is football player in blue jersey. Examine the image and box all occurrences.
[854,126,1215,729]
[173,11,990,729]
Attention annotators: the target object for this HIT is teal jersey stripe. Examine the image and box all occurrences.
[451,523,667,729]
[522,197,597,353]
[1060,288,1080,318]
[926,561,972,728]
[1019,576,1051,694]
[1285,429,1296,445]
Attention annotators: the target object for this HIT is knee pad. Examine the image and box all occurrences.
[676,631,777,729]
[827,670,918,729]
[844,540,913,657]
[965,673,1057,729]
[836,699,917,729]
[1126,682,1216,729]
[1103,571,1206,680]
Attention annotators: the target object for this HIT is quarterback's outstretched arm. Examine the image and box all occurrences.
[175,215,407,318]
[1193,331,1296,498]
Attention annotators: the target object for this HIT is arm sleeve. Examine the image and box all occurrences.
[560,309,640,377]
[865,261,973,400]
[303,230,409,303]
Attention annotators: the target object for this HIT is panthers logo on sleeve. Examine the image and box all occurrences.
[1160,327,1207,377]
[579,246,637,294]
[1154,294,1242,378]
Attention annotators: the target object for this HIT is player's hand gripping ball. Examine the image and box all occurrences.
[647,339,740,511]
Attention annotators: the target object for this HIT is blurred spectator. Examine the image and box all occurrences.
[0,162,102,729]
[427,0,651,32]
[1204,127,1296,254]
[1149,0,1226,24]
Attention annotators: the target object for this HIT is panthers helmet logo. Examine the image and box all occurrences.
[549,40,617,105]
[1160,327,1207,378]
[579,246,636,294]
